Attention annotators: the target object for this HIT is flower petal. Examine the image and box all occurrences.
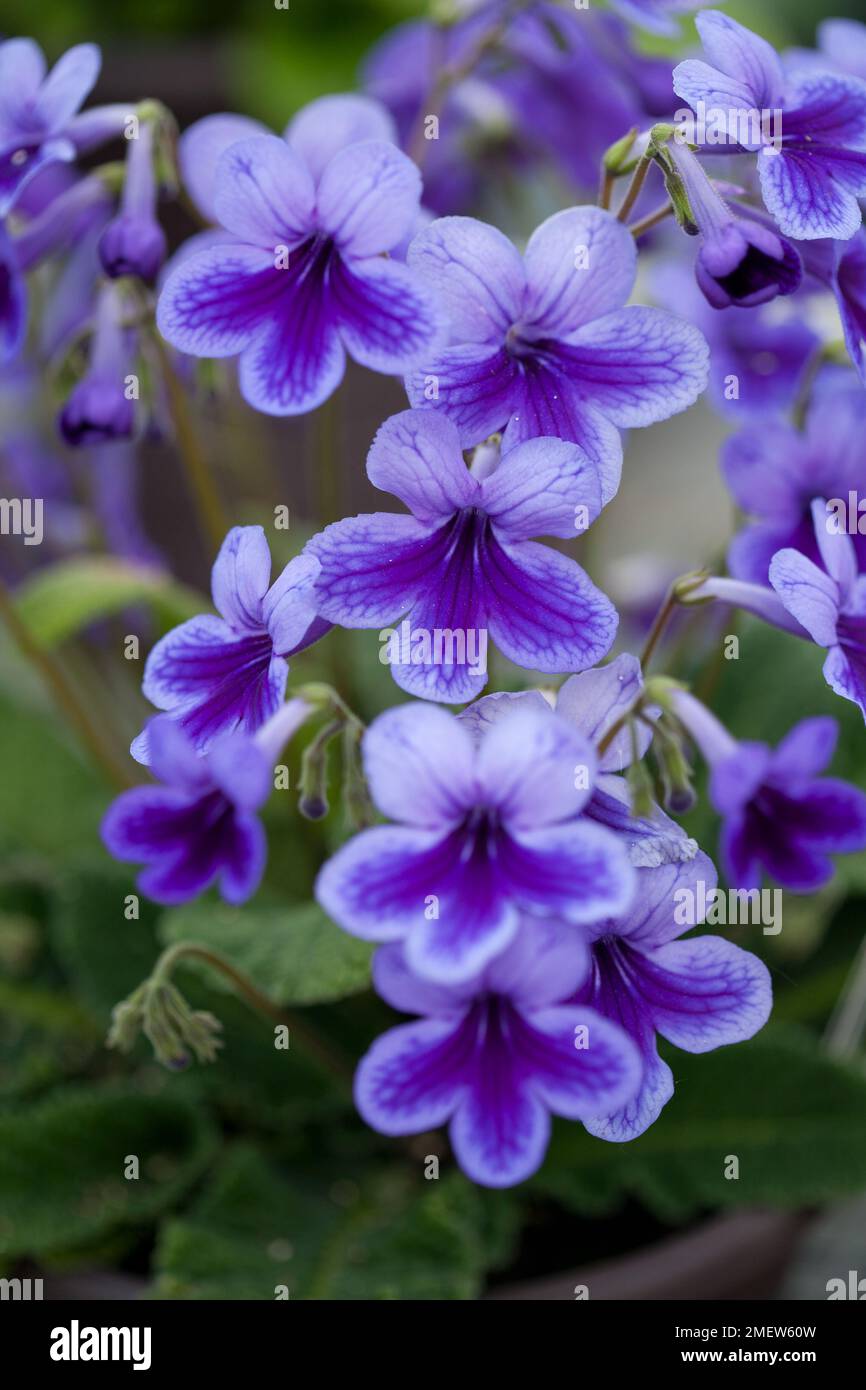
[524,1005,642,1120]
[315,824,457,943]
[212,525,271,631]
[407,215,526,344]
[262,551,320,654]
[522,206,636,337]
[366,408,477,522]
[179,113,270,222]
[450,1079,550,1188]
[504,821,636,924]
[758,145,866,241]
[285,94,396,183]
[331,253,441,372]
[156,242,282,357]
[316,140,421,256]
[477,704,597,826]
[355,1016,468,1135]
[34,43,101,131]
[768,548,840,646]
[482,534,618,677]
[307,513,442,626]
[213,135,316,247]
[645,935,772,1052]
[481,435,603,540]
[362,702,477,828]
[556,654,648,773]
[237,301,345,415]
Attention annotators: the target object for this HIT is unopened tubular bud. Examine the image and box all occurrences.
[299,718,342,820]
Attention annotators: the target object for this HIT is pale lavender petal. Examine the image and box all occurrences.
[407,215,526,344]
[558,306,709,427]
[366,408,477,522]
[481,436,603,541]
[522,207,636,337]
[647,936,772,1051]
[556,654,648,773]
[485,916,589,1009]
[583,1046,674,1142]
[768,548,840,646]
[0,39,45,130]
[811,497,858,599]
[372,943,471,1018]
[405,342,517,449]
[823,645,866,721]
[213,135,316,248]
[212,525,271,631]
[315,824,456,943]
[179,113,270,222]
[604,854,718,948]
[262,551,320,653]
[362,703,476,829]
[207,732,271,811]
[477,705,597,826]
[285,94,396,182]
[758,145,866,241]
[499,375,625,507]
[316,140,421,256]
[33,43,101,131]
[458,690,551,743]
[770,715,837,782]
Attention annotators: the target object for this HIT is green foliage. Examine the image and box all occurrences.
[0,1082,217,1258]
[533,1027,866,1223]
[154,1143,516,1300]
[0,696,106,863]
[13,558,204,650]
[158,899,374,1006]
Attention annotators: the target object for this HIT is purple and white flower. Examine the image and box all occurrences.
[722,375,866,583]
[131,525,327,763]
[306,409,617,703]
[666,141,801,308]
[571,855,772,1140]
[102,701,312,905]
[316,700,635,984]
[0,38,101,215]
[672,689,866,889]
[405,205,709,502]
[673,12,866,240]
[355,918,642,1187]
[157,128,441,415]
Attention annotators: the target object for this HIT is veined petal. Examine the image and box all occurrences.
[366,409,478,522]
[556,654,648,773]
[450,1077,550,1188]
[331,254,441,372]
[156,242,282,357]
[405,342,518,448]
[481,435,603,540]
[355,1016,469,1135]
[237,300,345,416]
[407,215,526,344]
[213,135,316,248]
[500,376,624,507]
[179,113,271,222]
[483,534,618,677]
[522,207,636,336]
[262,551,320,654]
[316,140,421,256]
[504,821,636,924]
[759,145,866,241]
[644,935,772,1052]
[212,525,271,631]
[307,513,443,626]
[583,1044,674,1142]
[315,824,456,943]
[559,306,709,427]
[768,548,840,646]
[524,1005,642,1120]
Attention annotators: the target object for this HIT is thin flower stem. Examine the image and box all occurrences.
[598,166,616,210]
[155,941,355,1085]
[629,200,675,238]
[0,575,134,792]
[640,583,679,671]
[151,331,230,553]
[824,934,866,1061]
[616,152,652,223]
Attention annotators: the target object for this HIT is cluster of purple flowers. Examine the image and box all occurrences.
[8,6,866,1190]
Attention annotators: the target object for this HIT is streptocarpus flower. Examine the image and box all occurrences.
[666,141,801,309]
[355,918,641,1187]
[0,38,101,215]
[673,11,866,240]
[801,232,866,386]
[405,206,708,502]
[316,700,635,984]
[102,701,311,906]
[58,282,136,447]
[98,119,167,282]
[608,0,708,39]
[157,131,441,415]
[769,500,866,724]
[306,409,617,703]
[131,525,328,763]
[672,688,866,888]
[571,856,772,1141]
[722,375,866,583]
[460,654,699,868]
